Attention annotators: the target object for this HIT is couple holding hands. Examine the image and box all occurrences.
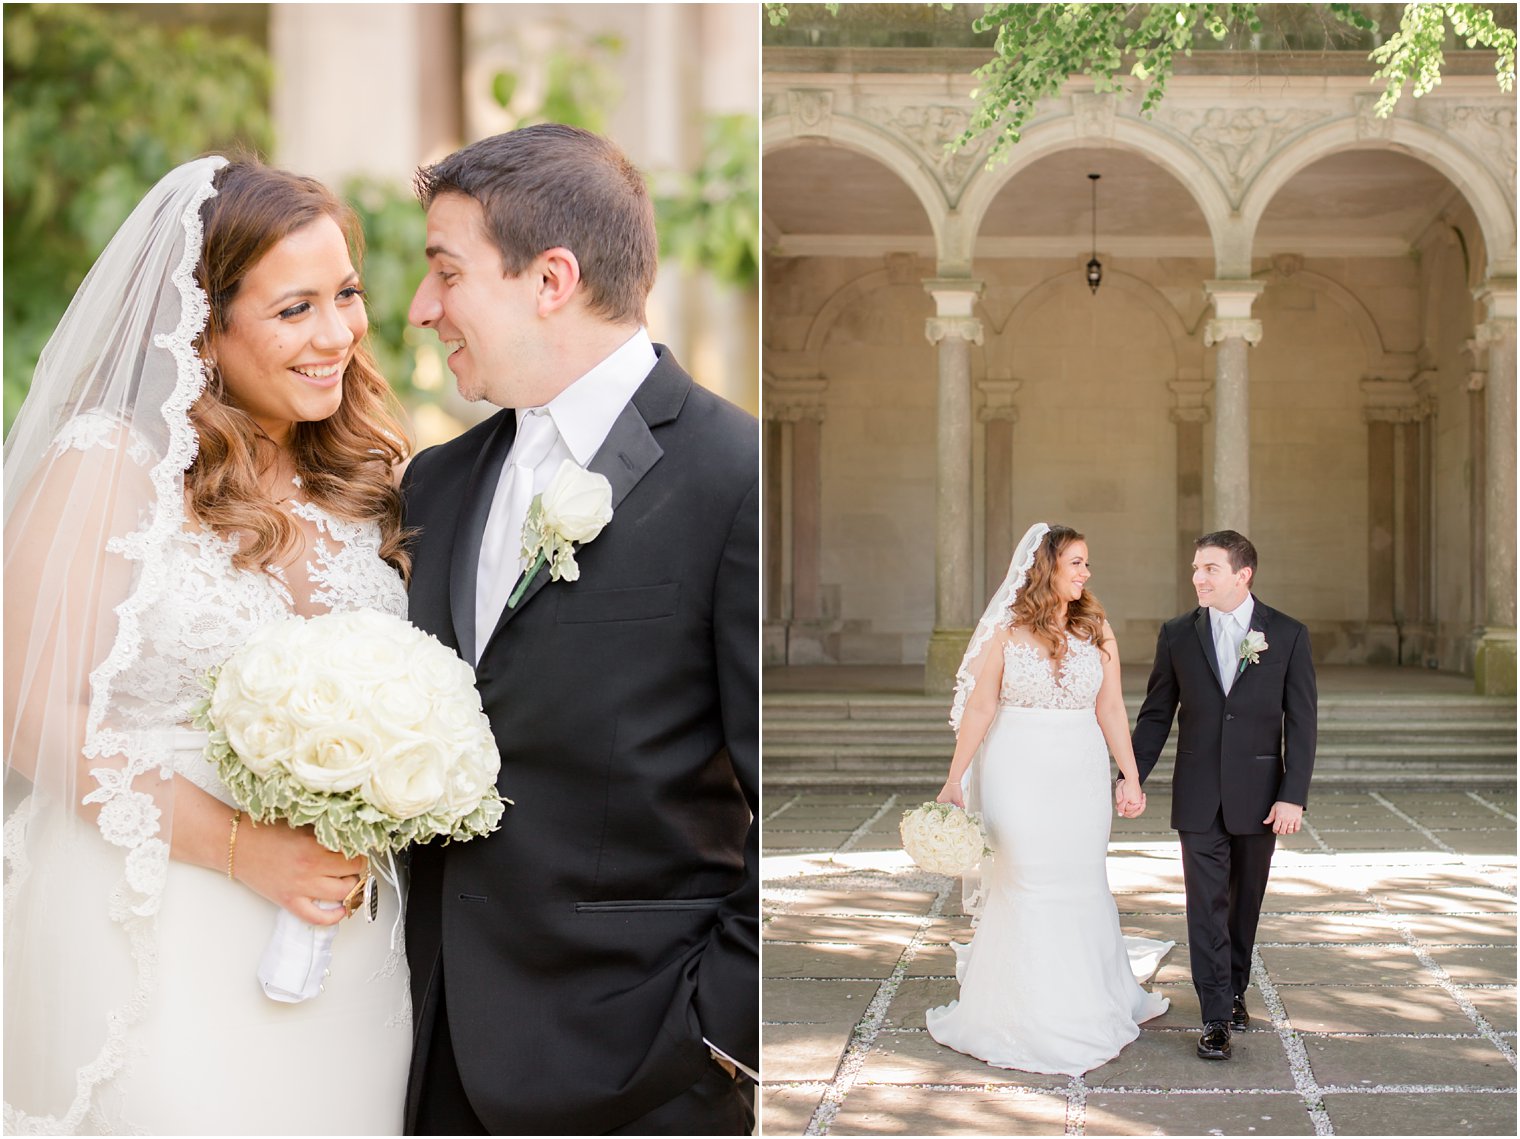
[931,524,1316,1074]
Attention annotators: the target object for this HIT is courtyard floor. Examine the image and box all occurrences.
[760,785,1518,1136]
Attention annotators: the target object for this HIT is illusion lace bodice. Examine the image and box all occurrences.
[54,414,408,801]
[999,631,1105,711]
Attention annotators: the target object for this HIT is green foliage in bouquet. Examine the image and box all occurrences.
[192,676,506,862]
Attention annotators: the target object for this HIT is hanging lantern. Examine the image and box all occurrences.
[1086,173,1103,295]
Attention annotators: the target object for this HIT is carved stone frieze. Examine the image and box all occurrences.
[1361,376,1431,423]
[788,89,834,137]
[855,98,989,193]
[1071,93,1117,140]
[1354,94,1394,141]
[1438,104,1517,196]
[1162,106,1332,197]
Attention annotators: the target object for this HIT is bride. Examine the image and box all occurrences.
[925,522,1173,1077]
[4,157,413,1133]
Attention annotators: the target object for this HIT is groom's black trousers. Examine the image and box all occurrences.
[1178,808,1277,1024]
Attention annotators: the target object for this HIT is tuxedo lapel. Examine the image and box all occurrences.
[1231,598,1273,689]
[448,410,516,664]
[480,349,685,648]
[1194,608,1225,693]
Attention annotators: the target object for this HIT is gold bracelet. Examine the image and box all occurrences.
[226,810,241,881]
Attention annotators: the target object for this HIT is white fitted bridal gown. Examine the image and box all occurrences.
[925,632,1172,1077]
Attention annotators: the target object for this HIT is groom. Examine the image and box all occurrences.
[1124,531,1316,1061]
[399,125,758,1134]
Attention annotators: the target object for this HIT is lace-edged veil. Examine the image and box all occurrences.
[948,520,1050,918]
[4,156,226,1132]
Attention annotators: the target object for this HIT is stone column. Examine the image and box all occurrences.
[1473,281,1517,694]
[1466,367,1487,660]
[272,4,461,183]
[1362,378,1431,666]
[923,280,984,694]
[1168,378,1210,614]
[1203,281,1265,534]
[978,379,1021,606]
[768,376,829,664]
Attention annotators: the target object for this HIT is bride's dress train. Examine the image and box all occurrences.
[926,635,1172,1077]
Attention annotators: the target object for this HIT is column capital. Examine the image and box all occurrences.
[1361,377,1431,423]
[1203,318,1263,348]
[764,375,827,422]
[1474,277,1518,324]
[923,277,985,317]
[1168,377,1212,424]
[926,315,984,347]
[1204,278,1266,319]
[1468,370,1487,393]
[977,378,1022,422]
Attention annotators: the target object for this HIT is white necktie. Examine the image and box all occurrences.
[1216,611,1240,694]
[475,411,559,660]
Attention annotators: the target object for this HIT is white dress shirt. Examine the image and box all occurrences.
[474,328,656,655]
[1211,593,1255,694]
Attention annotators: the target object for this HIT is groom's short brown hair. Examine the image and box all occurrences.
[1196,530,1257,580]
[414,124,658,326]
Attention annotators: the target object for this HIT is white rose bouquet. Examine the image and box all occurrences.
[900,801,991,877]
[192,609,506,1003]
[507,458,613,609]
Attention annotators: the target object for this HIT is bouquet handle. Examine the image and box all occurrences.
[258,903,341,1003]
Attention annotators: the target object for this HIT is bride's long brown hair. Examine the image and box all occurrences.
[189,160,411,581]
[1008,525,1108,659]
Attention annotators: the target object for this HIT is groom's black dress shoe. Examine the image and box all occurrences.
[1197,1021,1232,1060]
[1231,995,1250,1031]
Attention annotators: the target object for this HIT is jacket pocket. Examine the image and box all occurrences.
[575,897,724,914]
[557,582,680,624]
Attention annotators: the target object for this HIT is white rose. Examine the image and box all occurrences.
[370,679,436,736]
[215,636,299,716]
[363,739,450,819]
[540,460,613,544]
[288,723,380,793]
[222,705,299,777]
[283,674,357,732]
[439,740,500,819]
[410,641,477,699]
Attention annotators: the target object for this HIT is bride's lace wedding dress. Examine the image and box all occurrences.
[925,631,1172,1077]
[4,417,412,1135]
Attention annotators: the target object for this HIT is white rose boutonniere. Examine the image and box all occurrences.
[1238,630,1269,672]
[507,458,614,608]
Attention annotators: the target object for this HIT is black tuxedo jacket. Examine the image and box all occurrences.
[400,347,758,1134]
[1132,598,1317,834]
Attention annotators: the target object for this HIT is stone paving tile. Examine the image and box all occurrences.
[1084,1091,1314,1135]
[881,977,959,1030]
[1300,1034,1517,1089]
[1258,892,1379,913]
[1464,986,1518,1032]
[855,1031,1070,1089]
[1276,984,1480,1033]
[1113,891,1191,913]
[829,1086,1068,1136]
[1422,944,1518,983]
[763,914,919,946]
[902,942,959,978]
[1254,913,1398,943]
[765,942,904,980]
[1434,830,1520,855]
[1373,888,1517,915]
[1397,912,1518,945]
[763,979,878,1023]
[1083,1024,1294,1089]
[851,835,910,853]
[1320,1091,1517,1136]
[762,1023,852,1082]
[1257,944,1431,985]
[781,889,938,916]
[758,1086,821,1136]
[1315,831,1445,851]
[917,916,976,944]
[1118,914,1192,943]
[1146,983,1203,1026]
[765,831,849,851]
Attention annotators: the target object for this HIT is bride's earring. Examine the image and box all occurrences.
[202,357,222,392]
